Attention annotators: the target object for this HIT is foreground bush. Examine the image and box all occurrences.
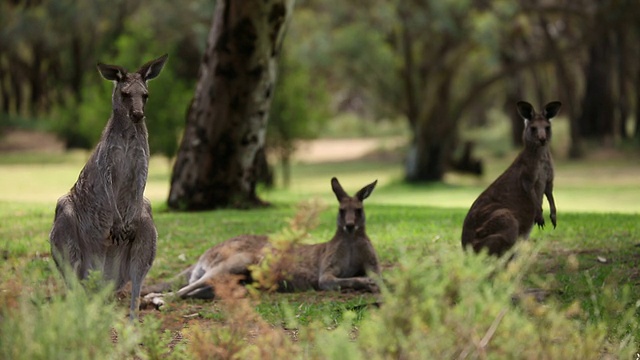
[1,244,638,359]
[311,244,640,359]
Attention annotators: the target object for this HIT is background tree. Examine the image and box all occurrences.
[3,0,640,190]
[0,0,210,155]
[168,0,294,210]
[267,46,330,188]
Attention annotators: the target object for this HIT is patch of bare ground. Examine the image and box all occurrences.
[1,129,407,164]
[0,129,65,152]
[293,137,405,163]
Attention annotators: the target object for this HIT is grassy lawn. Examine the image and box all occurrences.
[1,147,639,358]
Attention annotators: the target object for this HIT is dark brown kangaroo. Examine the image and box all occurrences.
[143,177,381,300]
[49,55,167,319]
[461,101,561,256]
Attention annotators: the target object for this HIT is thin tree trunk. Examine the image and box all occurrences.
[71,36,84,104]
[0,58,9,114]
[168,0,292,210]
[615,28,629,139]
[398,6,419,132]
[577,30,615,141]
[501,51,525,147]
[281,151,291,188]
[539,16,582,158]
[635,60,640,140]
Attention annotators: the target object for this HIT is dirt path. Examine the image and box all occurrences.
[0,130,404,163]
[0,129,65,152]
[293,137,404,163]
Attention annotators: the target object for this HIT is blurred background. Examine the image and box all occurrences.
[1,0,639,207]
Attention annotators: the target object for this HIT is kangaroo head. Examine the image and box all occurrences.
[517,101,561,147]
[331,177,377,234]
[97,54,168,123]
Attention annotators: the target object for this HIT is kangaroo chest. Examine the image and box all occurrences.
[109,131,149,216]
[533,152,553,198]
[328,239,369,276]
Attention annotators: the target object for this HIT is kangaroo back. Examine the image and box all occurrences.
[461,101,561,256]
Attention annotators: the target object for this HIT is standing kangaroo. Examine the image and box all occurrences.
[49,54,167,319]
[461,101,561,256]
[144,177,381,300]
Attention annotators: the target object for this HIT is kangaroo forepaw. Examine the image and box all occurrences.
[110,225,134,245]
[550,213,557,229]
[535,214,545,229]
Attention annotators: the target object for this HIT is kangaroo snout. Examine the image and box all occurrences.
[131,109,145,122]
[344,223,356,233]
[538,136,547,145]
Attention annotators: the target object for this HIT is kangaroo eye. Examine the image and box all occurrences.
[355,208,362,216]
[545,126,550,133]
[530,127,536,134]
[339,209,346,216]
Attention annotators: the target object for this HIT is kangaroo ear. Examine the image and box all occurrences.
[138,54,168,81]
[97,63,127,82]
[516,101,534,121]
[356,180,377,201]
[543,101,562,120]
[331,177,349,201]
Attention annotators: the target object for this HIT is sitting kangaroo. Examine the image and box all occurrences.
[49,55,167,319]
[461,101,561,256]
[144,177,381,300]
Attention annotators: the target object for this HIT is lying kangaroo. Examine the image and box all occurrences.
[461,101,561,256]
[49,55,167,319]
[144,177,381,300]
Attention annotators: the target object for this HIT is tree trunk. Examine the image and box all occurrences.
[168,0,292,210]
[501,51,525,147]
[405,125,452,182]
[635,60,640,140]
[538,16,582,158]
[577,30,615,141]
[405,78,454,182]
[281,151,291,188]
[614,27,629,139]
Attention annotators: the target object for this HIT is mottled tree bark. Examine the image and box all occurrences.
[168,0,292,210]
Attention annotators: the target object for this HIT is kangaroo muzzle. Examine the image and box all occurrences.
[131,109,145,122]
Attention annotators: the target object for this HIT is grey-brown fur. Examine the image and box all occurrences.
[49,54,167,319]
[461,101,561,256]
[144,177,381,300]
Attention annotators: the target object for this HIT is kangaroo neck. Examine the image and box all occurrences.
[521,142,547,159]
[334,227,367,240]
[109,108,146,136]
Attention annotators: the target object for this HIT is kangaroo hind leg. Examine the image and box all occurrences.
[49,196,88,280]
[127,209,157,320]
[472,209,519,257]
[176,252,255,299]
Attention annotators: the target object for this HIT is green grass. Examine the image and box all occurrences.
[1,148,639,358]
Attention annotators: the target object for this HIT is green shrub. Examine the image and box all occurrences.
[0,274,141,360]
[310,243,640,359]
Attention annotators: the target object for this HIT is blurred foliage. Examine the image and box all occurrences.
[0,0,212,156]
[268,44,330,186]
[1,0,640,171]
[309,244,640,359]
